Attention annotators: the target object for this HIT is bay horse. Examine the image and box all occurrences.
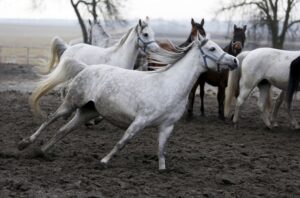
[30,18,160,116]
[224,48,300,129]
[187,25,246,120]
[18,34,238,170]
[147,18,206,70]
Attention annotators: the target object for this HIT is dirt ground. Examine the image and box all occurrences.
[0,64,299,197]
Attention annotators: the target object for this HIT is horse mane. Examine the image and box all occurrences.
[148,41,195,72]
[111,26,135,50]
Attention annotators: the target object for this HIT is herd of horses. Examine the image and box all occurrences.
[16,18,300,170]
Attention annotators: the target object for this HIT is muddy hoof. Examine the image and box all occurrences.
[185,112,194,121]
[94,161,109,170]
[93,117,104,125]
[219,115,225,121]
[18,138,31,151]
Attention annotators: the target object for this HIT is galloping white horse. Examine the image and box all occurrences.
[31,18,160,115]
[225,48,300,129]
[19,35,238,170]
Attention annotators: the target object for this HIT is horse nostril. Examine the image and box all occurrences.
[233,58,237,64]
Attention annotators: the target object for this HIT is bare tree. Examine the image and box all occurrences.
[221,0,300,49]
[70,0,125,43]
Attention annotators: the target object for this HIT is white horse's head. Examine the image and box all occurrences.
[196,34,239,71]
[135,17,160,53]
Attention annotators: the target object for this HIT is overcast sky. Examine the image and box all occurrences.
[0,0,224,20]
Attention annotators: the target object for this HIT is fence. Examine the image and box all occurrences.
[0,45,50,65]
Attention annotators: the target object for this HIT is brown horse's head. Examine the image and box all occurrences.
[190,18,206,39]
[231,25,247,55]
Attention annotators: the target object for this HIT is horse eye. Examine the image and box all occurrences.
[143,33,149,37]
[209,47,216,51]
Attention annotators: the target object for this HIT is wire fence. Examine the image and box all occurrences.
[0,45,49,65]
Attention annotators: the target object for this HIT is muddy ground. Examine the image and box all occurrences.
[0,64,299,197]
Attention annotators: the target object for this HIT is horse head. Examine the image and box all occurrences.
[191,18,206,38]
[136,18,159,53]
[231,24,247,55]
[196,34,239,72]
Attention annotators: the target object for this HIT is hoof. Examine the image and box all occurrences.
[218,115,225,121]
[18,138,31,151]
[233,123,239,129]
[93,117,104,125]
[185,112,194,121]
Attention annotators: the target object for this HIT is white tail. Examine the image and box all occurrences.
[30,58,86,116]
[224,51,249,117]
[35,37,67,74]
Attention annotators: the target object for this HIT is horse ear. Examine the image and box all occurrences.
[243,25,247,31]
[146,16,150,22]
[234,24,237,30]
[200,18,205,26]
[139,19,142,27]
[191,18,195,26]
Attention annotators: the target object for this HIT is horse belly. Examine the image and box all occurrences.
[94,97,137,129]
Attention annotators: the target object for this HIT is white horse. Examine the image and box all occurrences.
[31,18,160,115]
[19,35,238,170]
[224,48,300,129]
[87,19,113,47]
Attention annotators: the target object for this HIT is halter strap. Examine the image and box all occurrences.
[135,25,156,53]
[198,39,226,72]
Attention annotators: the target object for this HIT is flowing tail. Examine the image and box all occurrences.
[287,56,300,113]
[224,51,249,118]
[36,37,67,74]
[30,58,87,116]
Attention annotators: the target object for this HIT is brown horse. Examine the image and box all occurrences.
[187,25,247,120]
[147,18,206,69]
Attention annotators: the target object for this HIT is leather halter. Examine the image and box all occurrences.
[198,39,226,72]
[135,25,156,53]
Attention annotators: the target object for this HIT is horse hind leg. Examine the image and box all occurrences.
[157,124,174,170]
[270,90,285,127]
[232,81,254,128]
[18,102,74,151]
[41,101,99,153]
[257,81,272,129]
[100,117,146,165]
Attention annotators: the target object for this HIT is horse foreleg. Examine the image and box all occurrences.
[270,91,284,127]
[217,86,225,120]
[187,82,198,117]
[100,117,146,164]
[41,106,99,153]
[257,82,272,129]
[157,124,174,170]
[18,103,73,151]
[200,80,205,116]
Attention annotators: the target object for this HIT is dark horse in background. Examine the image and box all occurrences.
[146,18,206,69]
[187,25,247,120]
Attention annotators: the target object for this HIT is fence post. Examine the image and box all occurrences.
[26,47,29,65]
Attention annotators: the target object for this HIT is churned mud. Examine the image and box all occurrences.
[0,64,299,197]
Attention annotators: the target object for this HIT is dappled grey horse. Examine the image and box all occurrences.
[19,35,238,170]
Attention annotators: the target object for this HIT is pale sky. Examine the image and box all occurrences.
[0,0,222,20]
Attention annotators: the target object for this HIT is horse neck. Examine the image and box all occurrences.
[224,41,233,54]
[91,28,109,47]
[164,46,206,97]
[112,29,139,69]
[179,34,192,48]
